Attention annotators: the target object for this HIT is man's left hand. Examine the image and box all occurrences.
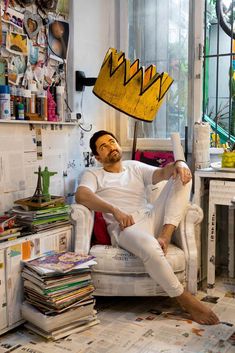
[173,161,192,185]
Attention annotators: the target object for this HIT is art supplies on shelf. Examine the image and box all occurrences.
[21,251,98,340]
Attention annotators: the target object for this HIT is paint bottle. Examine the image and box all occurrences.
[16,87,23,103]
[10,86,17,119]
[29,82,37,114]
[23,89,31,115]
[17,102,24,120]
[56,85,65,121]
[42,90,48,120]
[37,90,48,120]
[15,88,23,119]
[0,85,11,119]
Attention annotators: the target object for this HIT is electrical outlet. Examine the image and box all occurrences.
[69,112,82,121]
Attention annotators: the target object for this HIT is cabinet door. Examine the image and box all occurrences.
[38,227,72,255]
[0,249,7,331]
[5,226,72,327]
[6,243,25,326]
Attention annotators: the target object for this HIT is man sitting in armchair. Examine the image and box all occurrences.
[75,130,219,325]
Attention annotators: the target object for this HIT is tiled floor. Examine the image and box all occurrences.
[0,277,235,353]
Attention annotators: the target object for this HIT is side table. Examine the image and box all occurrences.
[194,168,235,294]
[207,180,235,294]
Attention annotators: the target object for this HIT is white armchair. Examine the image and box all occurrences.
[71,181,203,297]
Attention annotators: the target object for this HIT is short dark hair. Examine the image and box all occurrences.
[90,130,118,155]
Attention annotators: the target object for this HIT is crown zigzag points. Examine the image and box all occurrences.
[93,48,173,122]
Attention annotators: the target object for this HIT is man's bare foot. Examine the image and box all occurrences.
[176,290,220,325]
[157,224,175,255]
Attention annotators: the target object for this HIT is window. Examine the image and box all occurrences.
[119,0,191,150]
[203,0,235,146]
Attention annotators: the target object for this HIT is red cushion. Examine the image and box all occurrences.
[135,150,174,167]
[93,212,111,245]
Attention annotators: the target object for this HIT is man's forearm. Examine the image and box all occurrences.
[152,163,175,184]
[76,186,135,229]
[75,186,115,213]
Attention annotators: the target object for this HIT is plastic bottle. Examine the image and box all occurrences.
[41,90,48,120]
[29,82,37,114]
[17,102,24,120]
[10,86,17,119]
[0,85,11,119]
[23,89,31,115]
[15,88,23,119]
[56,86,65,121]
[47,86,58,121]
[16,87,23,103]
[37,90,48,120]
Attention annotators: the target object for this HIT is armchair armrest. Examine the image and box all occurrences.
[70,204,94,254]
[173,204,203,294]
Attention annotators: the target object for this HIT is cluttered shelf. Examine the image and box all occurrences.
[0,120,78,126]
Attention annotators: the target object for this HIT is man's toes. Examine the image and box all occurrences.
[209,311,219,324]
[199,314,219,325]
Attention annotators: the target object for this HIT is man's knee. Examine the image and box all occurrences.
[119,228,163,263]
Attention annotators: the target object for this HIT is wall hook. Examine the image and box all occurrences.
[75,71,97,92]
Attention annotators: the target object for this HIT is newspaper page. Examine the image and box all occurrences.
[0,294,233,353]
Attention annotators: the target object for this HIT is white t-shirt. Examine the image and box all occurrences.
[79,160,157,224]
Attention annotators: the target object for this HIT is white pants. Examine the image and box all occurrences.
[114,177,192,298]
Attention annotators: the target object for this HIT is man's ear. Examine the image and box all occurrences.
[95,155,101,162]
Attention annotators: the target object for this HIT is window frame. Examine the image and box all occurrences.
[203,0,235,145]
[117,0,203,154]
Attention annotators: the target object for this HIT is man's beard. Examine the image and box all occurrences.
[105,150,122,163]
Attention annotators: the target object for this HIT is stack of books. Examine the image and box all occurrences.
[21,251,99,340]
[0,214,27,242]
[11,204,71,232]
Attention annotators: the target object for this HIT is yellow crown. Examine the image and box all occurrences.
[93,48,173,122]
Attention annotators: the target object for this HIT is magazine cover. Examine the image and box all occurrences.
[26,252,96,273]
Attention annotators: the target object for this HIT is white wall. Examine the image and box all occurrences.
[0,0,118,213]
[0,123,82,212]
[68,0,118,133]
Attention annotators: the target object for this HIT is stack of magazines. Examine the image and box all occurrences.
[11,205,71,232]
[21,251,99,340]
[0,214,30,242]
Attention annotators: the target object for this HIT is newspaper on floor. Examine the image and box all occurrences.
[1,295,235,353]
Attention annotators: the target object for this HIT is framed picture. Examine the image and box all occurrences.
[48,20,69,61]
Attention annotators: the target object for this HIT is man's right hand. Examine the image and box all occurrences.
[112,208,135,230]
[76,186,135,230]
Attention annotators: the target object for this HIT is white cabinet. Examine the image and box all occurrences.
[0,249,7,332]
[0,225,73,335]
